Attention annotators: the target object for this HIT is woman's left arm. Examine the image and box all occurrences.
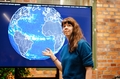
[85,67,93,79]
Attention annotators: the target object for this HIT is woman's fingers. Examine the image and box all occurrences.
[42,48,51,56]
[42,48,54,57]
[46,48,51,51]
[42,51,46,55]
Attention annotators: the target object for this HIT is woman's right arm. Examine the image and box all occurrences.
[42,48,62,71]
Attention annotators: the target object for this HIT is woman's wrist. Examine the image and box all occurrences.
[50,54,57,62]
[53,57,58,62]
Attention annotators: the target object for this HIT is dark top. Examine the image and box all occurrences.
[60,39,93,79]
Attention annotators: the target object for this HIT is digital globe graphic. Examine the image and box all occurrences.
[8,6,65,60]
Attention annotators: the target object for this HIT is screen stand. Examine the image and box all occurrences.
[56,68,59,79]
[15,68,18,79]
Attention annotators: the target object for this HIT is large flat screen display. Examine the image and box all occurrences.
[0,2,92,67]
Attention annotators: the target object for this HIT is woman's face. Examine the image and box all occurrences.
[62,22,73,38]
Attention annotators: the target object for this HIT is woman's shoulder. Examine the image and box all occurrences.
[78,39,91,47]
[78,39,87,44]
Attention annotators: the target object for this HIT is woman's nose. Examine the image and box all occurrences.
[65,25,68,28]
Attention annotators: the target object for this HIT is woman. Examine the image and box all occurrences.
[43,17,93,79]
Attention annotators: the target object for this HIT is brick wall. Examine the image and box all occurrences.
[9,0,120,79]
[92,0,120,79]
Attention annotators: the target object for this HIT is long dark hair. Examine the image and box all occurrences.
[62,17,84,52]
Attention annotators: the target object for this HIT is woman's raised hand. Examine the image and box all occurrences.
[42,48,54,57]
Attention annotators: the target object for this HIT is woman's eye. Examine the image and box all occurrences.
[68,24,72,26]
[68,25,70,26]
